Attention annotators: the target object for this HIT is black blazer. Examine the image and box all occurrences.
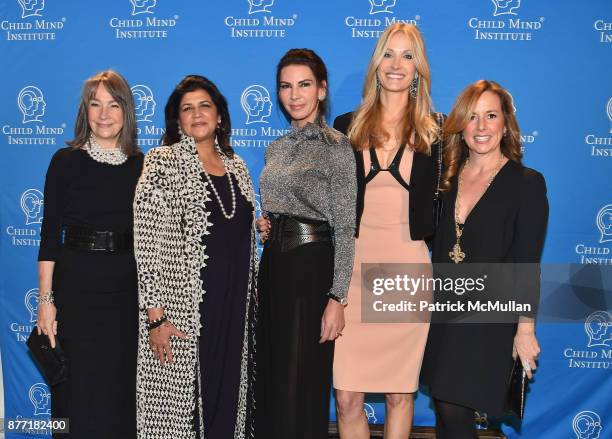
[333,111,442,240]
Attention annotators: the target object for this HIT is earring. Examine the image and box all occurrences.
[318,94,326,102]
[178,125,184,137]
[409,72,419,99]
[376,75,381,92]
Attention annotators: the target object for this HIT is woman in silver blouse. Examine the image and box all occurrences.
[255,48,357,439]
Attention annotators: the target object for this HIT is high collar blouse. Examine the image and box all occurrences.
[260,121,357,301]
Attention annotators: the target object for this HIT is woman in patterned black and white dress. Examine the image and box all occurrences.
[134,75,258,439]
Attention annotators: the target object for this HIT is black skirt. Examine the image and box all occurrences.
[255,240,334,439]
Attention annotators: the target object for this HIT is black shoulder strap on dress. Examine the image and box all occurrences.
[366,145,410,191]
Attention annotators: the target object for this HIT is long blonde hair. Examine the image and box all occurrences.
[348,23,438,153]
[441,80,523,191]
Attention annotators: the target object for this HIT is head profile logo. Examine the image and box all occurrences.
[585,311,612,348]
[369,0,397,14]
[21,189,44,225]
[29,383,51,416]
[132,85,157,122]
[507,91,518,113]
[17,0,45,18]
[247,0,274,14]
[363,403,378,423]
[573,411,603,439]
[491,0,521,16]
[606,97,612,133]
[596,204,612,244]
[17,86,46,124]
[129,0,156,15]
[25,288,39,323]
[241,85,272,125]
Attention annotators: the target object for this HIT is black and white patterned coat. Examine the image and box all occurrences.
[133,135,258,439]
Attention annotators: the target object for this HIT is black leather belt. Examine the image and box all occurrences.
[266,214,332,252]
[61,225,133,252]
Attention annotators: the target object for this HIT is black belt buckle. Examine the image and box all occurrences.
[92,231,109,251]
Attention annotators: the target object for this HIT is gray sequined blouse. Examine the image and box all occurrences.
[260,121,357,300]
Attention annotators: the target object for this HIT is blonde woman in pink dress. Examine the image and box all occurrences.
[333,23,442,438]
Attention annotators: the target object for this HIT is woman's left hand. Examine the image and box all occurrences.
[513,328,540,380]
[320,299,345,343]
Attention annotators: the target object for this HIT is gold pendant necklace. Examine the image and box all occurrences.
[449,155,505,263]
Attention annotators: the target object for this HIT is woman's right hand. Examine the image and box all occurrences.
[257,215,271,242]
[37,303,58,348]
[149,320,188,366]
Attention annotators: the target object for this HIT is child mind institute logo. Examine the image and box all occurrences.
[248,0,274,15]
[369,0,396,15]
[491,0,521,16]
[344,0,420,39]
[5,188,43,247]
[224,0,298,38]
[130,0,157,15]
[231,84,289,149]
[573,411,603,439]
[109,0,179,39]
[467,0,544,41]
[9,288,38,343]
[584,97,612,157]
[2,0,66,41]
[131,84,163,147]
[18,86,46,123]
[574,204,612,265]
[505,92,538,151]
[29,383,51,416]
[242,85,272,125]
[3,86,65,145]
[18,0,45,18]
[563,311,612,370]
[593,19,612,44]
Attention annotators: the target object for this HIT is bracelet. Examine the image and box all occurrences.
[39,291,55,305]
[327,293,348,306]
[147,315,168,331]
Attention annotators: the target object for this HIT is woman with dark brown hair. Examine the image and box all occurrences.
[36,69,142,438]
[256,48,356,439]
[421,80,548,438]
[134,75,258,439]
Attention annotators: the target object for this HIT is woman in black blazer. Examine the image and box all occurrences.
[420,80,548,438]
[332,23,442,439]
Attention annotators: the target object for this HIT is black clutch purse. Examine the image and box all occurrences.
[27,327,69,386]
[506,357,528,419]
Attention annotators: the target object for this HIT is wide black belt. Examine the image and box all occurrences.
[266,214,332,252]
[61,225,133,252]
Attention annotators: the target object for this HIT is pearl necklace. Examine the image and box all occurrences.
[84,135,127,165]
[201,152,237,220]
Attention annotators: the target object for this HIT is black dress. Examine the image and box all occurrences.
[197,172,252,437]
[38,147,143,438]
[421,159,548,416]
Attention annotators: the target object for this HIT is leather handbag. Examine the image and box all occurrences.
[27,327,69,386]
[432,112,445,227]
[506,357,528,419]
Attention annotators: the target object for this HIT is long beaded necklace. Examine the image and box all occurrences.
[84,134,127,165]
[201,152,237,220]
[449,155,505,263]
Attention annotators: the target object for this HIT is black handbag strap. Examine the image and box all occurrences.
[434,112,444,197]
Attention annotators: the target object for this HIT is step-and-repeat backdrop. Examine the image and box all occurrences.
[1,1,610,438]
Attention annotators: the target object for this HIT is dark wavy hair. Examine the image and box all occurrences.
[276,48,329,123]
[67,70,139,156]
[162,75,233,157]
